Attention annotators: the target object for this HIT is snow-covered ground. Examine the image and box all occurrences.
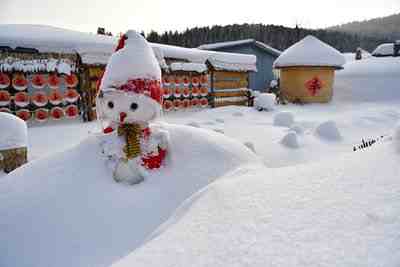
[1,56,400,267]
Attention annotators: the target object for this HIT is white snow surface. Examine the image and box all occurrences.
[280,131,301,148]
[0,123,259,267]
[335,57,400,102]
[169,62,208,73]
[273,111,295,127]
[274,35,345,69]
[112,141,400,267]
[0,112,27,150]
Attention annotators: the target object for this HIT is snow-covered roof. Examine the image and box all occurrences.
[0,24,257,71]
[0,112,28,150]
[198,39,281,57]
[0,24,116,65]
[169,62,208,73]
[372,43,394,57]
[273,35,346,69]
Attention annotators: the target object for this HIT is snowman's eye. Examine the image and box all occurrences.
[107,101,114,109]
[130,102,138,111]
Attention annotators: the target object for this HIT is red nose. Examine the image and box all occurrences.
[119,112,127,122]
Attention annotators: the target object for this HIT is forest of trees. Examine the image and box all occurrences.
[330,13,400,40]
[145,23,389,53]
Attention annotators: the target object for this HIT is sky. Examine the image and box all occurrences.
[1,0,399,35]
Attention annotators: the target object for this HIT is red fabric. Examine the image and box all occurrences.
[141,147,167,170]
[103,126,114,134]
[115,34,127,52]
[119,78,163,105]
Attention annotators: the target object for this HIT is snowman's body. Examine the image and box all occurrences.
[100,120,168,184]
[96,30,168,184]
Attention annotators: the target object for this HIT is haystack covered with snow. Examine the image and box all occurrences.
[0,113,28,173]
[273,35,345,103]
[0,113,27,150]
[273,35,345,69]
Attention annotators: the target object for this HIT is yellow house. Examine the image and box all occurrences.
[273,35,345,103]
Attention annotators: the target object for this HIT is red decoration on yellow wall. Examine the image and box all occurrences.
[305,77,323,96]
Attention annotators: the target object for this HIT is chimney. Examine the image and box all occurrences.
[394,40,400,57]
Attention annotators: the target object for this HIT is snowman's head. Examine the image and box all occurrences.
[99,89,161,124]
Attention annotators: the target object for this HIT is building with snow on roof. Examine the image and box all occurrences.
[273,35,345,103]
[198,39,281,91]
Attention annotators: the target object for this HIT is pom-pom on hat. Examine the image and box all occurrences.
[98,30,162,106]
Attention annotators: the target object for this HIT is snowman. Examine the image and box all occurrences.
[96,30,168,185]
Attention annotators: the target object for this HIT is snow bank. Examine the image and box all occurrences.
[280,131,300,148]
[315,120,342,141]
[273,111,295,127]
[0,112,27,150]
[111,140,400,267]
[274,35,345,69]
[334,57,400,102]
[394,125,400,153]
[254,93,276,111]
[169,62,207,73]
[0,123,260,267]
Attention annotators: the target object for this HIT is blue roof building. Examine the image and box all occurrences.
[198,39,281,91]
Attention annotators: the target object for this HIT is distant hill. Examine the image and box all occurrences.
[146,23,389,53]
[329,13,400,40]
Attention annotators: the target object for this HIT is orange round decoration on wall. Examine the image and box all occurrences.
[0,90,11,106]
[31,74,47,89]
[50,107,65,120]
[32,91,48,107]
[16,109,31,121]
[14,92,30,107]
[35,108,49,122]
[0,73,11,89]
[64,88,80,103]
[48,89,64,105]
[64,73,79,88]
[48,74,61,89]
[12,74,28,91]
[65,105,79,119]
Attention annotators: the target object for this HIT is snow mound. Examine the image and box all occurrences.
[289,124,305,135]
[0,112,28,150]
[254,93,276,111]
[394,125,400,153]
[273,35,345,69]
[334,57,400,103]
[280,131,300,148]
[315,120,342,141]
[244,141,256,153]
[186,121,201,128]
[111,139,400,267]
[273,111,295,127]
[232,111,244,117]
[0,123,260,267]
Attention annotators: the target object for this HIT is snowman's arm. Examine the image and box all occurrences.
[152,129,169,150]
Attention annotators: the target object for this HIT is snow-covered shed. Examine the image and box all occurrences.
[273,35,345,103]
[0,112,28,173]
[0,25,257,120]
[199,39,281,91]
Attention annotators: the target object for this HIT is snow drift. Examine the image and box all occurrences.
[0,123,260,267]
[112,137,400,267]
